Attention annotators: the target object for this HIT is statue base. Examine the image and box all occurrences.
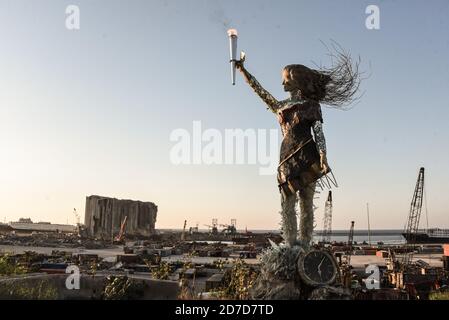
[250,243,352,300]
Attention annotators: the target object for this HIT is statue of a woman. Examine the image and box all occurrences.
[236,48,360,248]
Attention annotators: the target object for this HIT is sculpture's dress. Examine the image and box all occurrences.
[276,100,329,197]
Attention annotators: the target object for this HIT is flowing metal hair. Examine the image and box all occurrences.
[313,40,365,109]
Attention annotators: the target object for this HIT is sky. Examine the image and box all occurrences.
[0,0,448,230]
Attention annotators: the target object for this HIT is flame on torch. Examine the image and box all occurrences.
[227,29,238,37]
[228,28,238,85]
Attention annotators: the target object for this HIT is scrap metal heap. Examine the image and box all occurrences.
[332,168,449,299]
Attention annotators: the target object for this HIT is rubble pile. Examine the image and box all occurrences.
[0,233,114,249]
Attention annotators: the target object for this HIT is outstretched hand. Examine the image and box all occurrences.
[235,60,244,72]
[235,51,246,72]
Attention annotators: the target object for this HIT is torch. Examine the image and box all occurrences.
[227,28,238,85]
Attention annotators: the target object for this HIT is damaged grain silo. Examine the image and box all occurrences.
[84,195,157,239]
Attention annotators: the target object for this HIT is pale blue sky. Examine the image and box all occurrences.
[0,0,448,230]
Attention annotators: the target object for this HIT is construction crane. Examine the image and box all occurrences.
[114,216,128,243]
[366,203,372,246]
[321,191,333,243]
[189,222,199,234]
[402,167,425,266]
[212,218,218,234]
[73,208,80,225]
[219,219,237,235]
[347,221,355,266]
[219,224,236,235]
[203,224,218,235]
[181,220,187,241]
[348,221,355,245]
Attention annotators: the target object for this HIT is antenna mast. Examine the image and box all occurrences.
[367,203,371,246]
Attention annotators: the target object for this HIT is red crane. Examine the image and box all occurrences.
[114,216,128,243]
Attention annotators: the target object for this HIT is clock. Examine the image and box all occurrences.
[297,249,338,287]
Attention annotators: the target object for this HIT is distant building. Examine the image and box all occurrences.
[8,218,76,234]
[84,195,157,239]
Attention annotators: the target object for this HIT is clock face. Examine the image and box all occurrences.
[298,250,338,286]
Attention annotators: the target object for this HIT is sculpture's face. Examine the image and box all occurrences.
[282,68,295,92]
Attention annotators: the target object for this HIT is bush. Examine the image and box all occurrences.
[215,259,258,300]
[102,275,144,300]
[151,261,171,280]
[429,291,449,300]
[0,280,58,300]
[0,254,26,276]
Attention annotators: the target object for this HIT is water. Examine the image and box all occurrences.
[313,234,405,245]
[250,229,406,245]
[160,228,407,245]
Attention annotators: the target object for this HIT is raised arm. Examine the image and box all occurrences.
[312,121,327,154]
[236,61,279,113]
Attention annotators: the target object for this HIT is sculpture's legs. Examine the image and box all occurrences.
[280,192,297,247]
[298,181,316,248]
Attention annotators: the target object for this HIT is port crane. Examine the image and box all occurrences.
[73,208,80,225]
[347,221,355,266]
[203,221,218,235]
[402,167,425,266]
[219,219,237,235]
[189,222,199,234]
[348,221,355,245]
[321,191,333,243]
[181,220,187,241]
